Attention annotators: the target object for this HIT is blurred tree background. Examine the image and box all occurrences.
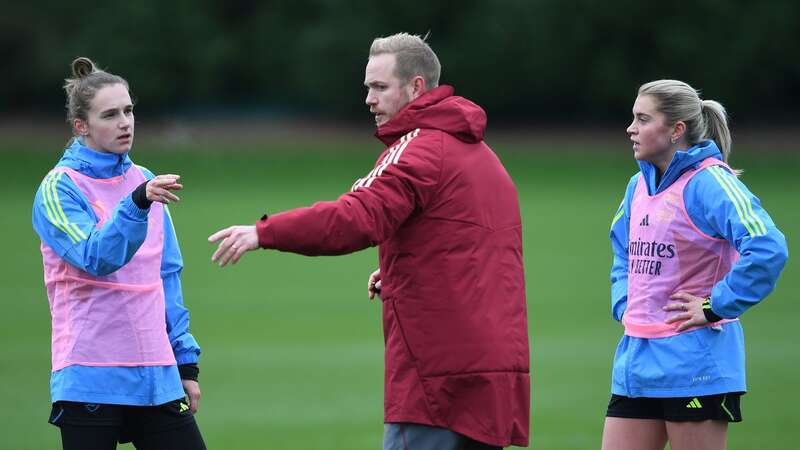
[2,2,798,449]
[2,0,798,124]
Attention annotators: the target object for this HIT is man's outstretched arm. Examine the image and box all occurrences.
[209,133,441,266]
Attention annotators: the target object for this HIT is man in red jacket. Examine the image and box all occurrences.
[209,32,529,449]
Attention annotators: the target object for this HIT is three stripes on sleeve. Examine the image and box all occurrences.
[40,171,87,244]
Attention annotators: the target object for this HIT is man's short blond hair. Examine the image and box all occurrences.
[369,32,440,88]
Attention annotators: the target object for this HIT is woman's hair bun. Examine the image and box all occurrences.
[71,57,96,79]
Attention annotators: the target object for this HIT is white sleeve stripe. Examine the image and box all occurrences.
[392,129,419,164]
[376,145,402,175]
[352,145,399,190]
[351,129,421,191]
[376,143,404,177]
[363,129,420,188]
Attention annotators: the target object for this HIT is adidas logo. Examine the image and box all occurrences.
[639,215,650,227]
[179,402,190,413]
[686,397,703,409]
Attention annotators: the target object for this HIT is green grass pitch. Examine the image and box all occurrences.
[1,137,796,449]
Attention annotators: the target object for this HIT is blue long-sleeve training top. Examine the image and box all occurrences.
[32,139,200,406]
[609,140,788,322]
[606,140,788,398]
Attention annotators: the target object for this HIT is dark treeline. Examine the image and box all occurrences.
[3,0,798,123]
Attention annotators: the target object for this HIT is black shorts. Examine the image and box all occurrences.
[606,393,743,422]
[49,398,205,450]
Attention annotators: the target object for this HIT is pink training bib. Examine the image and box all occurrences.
[624,158,739,338]
[41,165,175,371]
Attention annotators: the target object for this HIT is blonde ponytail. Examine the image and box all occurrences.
[701,100,731,162]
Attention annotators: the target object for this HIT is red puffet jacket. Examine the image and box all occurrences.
[257,85,529,447]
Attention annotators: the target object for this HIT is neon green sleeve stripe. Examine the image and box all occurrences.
[42,173,78,244]
[709,166,765,236]
[611,207,625,229]
[53,172,89,240]
[714,166,766,236]
[718,166,767,235]
[51,172,88,241]
[42,174,77,244]
[49,173,83,242]
[713,167,767,235]
[707,166,758,237]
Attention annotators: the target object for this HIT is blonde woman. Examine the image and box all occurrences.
[602,80,788,450]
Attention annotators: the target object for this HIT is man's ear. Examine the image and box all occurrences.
[410,76,427,100]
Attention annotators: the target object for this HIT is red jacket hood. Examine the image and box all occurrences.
[375,85,487,146]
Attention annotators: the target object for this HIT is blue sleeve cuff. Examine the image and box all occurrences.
[121,195,150,220]
[175,352,200,365]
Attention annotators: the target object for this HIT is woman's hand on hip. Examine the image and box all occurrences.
[664,292,709,332]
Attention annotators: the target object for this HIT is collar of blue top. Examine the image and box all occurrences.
[638,140,723,196]
[58,138,133,179]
